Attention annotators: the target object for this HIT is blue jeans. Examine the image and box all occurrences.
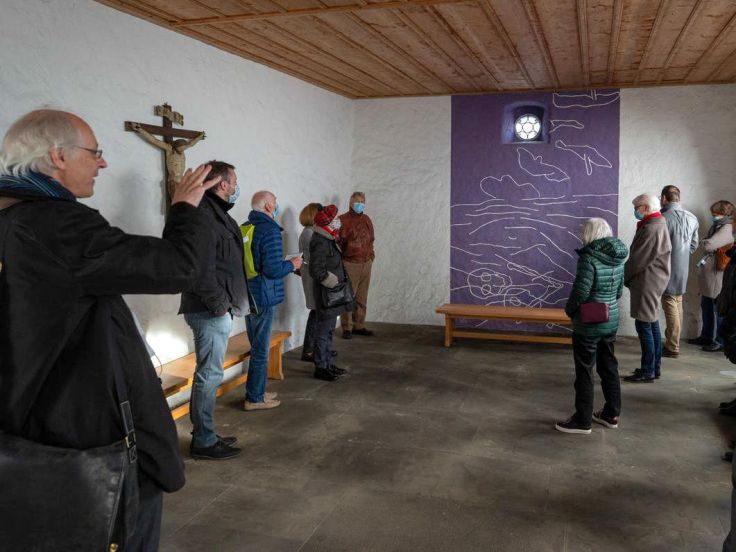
[701,296,724,345]
[245,305,274,403]
[635,319,662,379]
[184,311,232,449]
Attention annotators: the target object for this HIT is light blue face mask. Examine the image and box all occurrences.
[273,202,281,219]
[352,202,365,215]
[634,209,645,220]
[713,215,724,223]
[229,183,240,204]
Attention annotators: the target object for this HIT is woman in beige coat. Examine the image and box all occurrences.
[688,200,735,352]
[623,193,672,383]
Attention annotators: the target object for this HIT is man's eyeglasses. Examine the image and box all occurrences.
[74,145,103,159]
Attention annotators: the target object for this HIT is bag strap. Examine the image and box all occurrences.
[106,309,137,465]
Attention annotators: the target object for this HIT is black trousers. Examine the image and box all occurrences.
[302,309,317,357]
[572,333,621,425]
[314,313,337,370]
[124,470,164,552]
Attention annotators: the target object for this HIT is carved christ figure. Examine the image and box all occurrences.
[131,123,205,199]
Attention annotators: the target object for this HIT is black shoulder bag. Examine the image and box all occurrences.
[0,206,139,552]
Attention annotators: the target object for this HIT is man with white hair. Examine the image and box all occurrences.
[0,109,218,548]
[243,190,302,410]
[623,193,672,383]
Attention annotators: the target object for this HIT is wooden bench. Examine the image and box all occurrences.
[160,330,291,420]
[436,304,572,347]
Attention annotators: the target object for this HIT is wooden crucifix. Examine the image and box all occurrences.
[125,103,206,205]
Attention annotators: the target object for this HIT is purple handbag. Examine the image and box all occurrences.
[580,302,609,324]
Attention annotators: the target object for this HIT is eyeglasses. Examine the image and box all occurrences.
[74,145,104,159]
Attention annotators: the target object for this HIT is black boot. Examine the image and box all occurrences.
[314,367,339,381]
[329,364,347,375]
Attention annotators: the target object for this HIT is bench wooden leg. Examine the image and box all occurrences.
[268,340,284,380]
[444,316,454,347]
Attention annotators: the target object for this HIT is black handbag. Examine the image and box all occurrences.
[322,277,355,309]
[0,207,139,551]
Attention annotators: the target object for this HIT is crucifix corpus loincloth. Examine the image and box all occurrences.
[125,103,205,204]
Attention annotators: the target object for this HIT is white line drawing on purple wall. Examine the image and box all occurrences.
[517,148,570,182]
[550,119,584,133]
[553,90,620,109]
[480,173,541,198]
[554,139,613,176]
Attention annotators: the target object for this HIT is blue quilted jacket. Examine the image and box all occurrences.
[245,210,293,311]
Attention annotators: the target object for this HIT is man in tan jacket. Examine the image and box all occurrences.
[338,192,375,339]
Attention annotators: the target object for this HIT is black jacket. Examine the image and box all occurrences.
[0,198,209,493]
[179,193,249,316]
[720,246,736,363]
[309,227,352,318]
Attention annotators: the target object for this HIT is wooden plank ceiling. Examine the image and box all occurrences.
[95,0,736,98]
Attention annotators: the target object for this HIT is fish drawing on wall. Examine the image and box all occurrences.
[549,119,584,133]
[554,140,613,176]
[553,90,620,109]
[517,147,569,182]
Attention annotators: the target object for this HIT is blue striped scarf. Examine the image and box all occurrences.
[0,171,76,201]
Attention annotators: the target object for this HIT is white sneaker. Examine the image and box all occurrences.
[265,391,278,401]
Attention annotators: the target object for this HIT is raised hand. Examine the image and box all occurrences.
[171,164,221,207]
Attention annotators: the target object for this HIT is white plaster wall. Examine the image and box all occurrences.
[351,97,451,325]
[351,85,736,337]
[619,84,736,337]
[1,0,353,361]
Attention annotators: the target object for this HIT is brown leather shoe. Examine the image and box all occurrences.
[662,348,679,358]
[352,328,374,336]
[342,330,352,339]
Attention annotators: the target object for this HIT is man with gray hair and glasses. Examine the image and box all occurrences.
[659,185,698,358]
[338,191,375,339]
[0,109,218,549]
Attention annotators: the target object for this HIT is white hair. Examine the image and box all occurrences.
[0,110,81,176]
[632,193,661,212]
[580,217,613,246]
[251,190,275,212]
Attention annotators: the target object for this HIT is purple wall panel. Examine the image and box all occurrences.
[451,90,620,333]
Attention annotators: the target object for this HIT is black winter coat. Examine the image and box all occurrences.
[0,198,209,493]
[719,246,736,363]
[179,193,249,316]
[309,227,352,318]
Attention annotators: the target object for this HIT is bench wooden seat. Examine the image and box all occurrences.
[161,330,290,420]
[436,304,572,347]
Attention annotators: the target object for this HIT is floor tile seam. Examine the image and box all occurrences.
[294,497,343,552]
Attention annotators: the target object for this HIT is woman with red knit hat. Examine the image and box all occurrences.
[309,204,352,381]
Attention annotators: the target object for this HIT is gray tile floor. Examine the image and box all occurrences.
[160,323,735,551]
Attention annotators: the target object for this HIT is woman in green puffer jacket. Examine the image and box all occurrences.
[555,218,628,435]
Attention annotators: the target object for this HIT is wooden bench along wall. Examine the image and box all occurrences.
[436,304,572,347]
[161,330,291,420]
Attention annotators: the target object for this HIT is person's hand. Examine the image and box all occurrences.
[171,164,221,207]
[290,255,303,270]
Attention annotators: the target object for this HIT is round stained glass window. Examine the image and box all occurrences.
[514,114,541,141]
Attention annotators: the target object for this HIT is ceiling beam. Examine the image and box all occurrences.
[655,0,705,84]
[427,6,503,90]
[389,9,481,92]
[633,0,668,85]
[684,7,736,82]
[520,0,560,88]
[576,0,590,86]
[479,1,535,88]
[171,0,472,27]
[606,0,623,84]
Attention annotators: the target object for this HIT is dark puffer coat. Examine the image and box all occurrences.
[565,237,628,338]
[309,226,353,319]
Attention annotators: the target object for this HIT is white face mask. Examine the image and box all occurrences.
[329,218,342,231]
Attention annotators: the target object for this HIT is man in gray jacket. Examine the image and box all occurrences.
[660,185,699,358]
